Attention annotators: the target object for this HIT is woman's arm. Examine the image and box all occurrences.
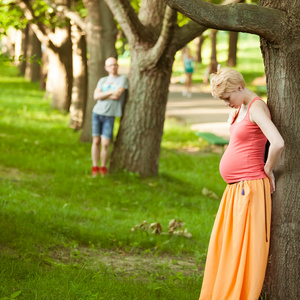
[250,100,285,193]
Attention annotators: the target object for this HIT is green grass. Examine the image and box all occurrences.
[0,62,224,299]
[0,31,266,298]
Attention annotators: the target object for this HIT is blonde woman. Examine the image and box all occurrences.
[199,68,284,300]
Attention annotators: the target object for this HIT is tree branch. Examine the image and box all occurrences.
[164,0,287,42]
[141,6,177,69]
[173,21,207,52]
[44,0,87,31]
[104,0,150,45]
[17,0,52,46]
[171,0,244,53]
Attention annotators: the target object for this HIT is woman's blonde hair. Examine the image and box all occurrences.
[210,68,245,99]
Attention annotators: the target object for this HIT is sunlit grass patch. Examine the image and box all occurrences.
[0,61,223,299]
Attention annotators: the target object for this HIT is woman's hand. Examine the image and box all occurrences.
[264,168,275,194]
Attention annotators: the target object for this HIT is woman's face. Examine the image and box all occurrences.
[221,87,244,109]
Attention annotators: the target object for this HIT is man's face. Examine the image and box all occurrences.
[105,59,118,76]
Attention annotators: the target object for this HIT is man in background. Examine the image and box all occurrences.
[91,57,128,177]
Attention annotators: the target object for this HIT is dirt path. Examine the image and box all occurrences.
[49,246,201,278]
[167,83,231,139]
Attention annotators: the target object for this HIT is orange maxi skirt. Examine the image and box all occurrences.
[199,177,271,300]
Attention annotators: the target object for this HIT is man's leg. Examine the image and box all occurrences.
[91,136,101,167]
[91,112,101,176]
[99,116,115,176]
[100,137,110,168]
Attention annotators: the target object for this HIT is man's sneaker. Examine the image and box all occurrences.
[92,166,100,177]
[99,166,108,177]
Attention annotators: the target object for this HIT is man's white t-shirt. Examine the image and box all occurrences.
[93,75,128,117]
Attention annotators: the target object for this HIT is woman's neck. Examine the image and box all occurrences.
[242,88,258,107]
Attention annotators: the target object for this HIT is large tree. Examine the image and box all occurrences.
[104,0,211,176]
[164,0,300,299]
[105,0,241,176]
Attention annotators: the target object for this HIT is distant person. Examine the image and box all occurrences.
[91,57,128,177]
[182,47,194,98]
[199,68,284,300]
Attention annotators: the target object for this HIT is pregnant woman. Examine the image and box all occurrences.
[199,68,284,300]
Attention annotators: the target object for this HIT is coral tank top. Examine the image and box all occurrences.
[219,97,269,183]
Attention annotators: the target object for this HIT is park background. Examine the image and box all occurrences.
[0,21,268,299]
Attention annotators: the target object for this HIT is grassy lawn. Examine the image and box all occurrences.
[0,62,225,299]
[0,32,265,299]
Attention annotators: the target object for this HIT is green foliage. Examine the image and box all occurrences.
[130,0,141,12]
[73,0,87,18]
[0,61,224,299]
[30,0,69,29]
[0,0,27,36]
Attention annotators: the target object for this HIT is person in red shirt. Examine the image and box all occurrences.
[199,68,284,300]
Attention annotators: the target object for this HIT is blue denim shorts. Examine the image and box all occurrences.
[92,112,115,139]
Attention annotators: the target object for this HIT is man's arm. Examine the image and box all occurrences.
[94,87,125,101]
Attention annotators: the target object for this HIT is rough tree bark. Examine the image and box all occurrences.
[164,0,300,299]
[111,46,174,176]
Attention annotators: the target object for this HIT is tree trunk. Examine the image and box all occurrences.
[227,31,238,67]
[194,35,205,63]
[25,24,41,82]
[17,26,29,76]
[17,0,72,107]
[69,23,87,130]
[46,24,73,111]
[260,23,300,300]
[110,50,174,176]
[80,0,117,142]
[209,29,218,74]
[103,0,209,176]
[39,46,48,90]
